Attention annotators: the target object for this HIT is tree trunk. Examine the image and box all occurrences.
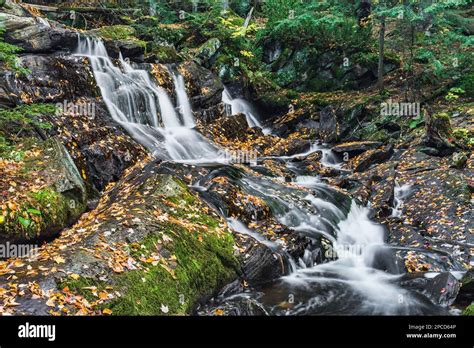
[377,15,386,90]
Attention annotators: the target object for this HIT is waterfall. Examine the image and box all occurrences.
[75,36,220,163]
[170,69,195,127]
[76,36,441,316]
[222,87,271,134]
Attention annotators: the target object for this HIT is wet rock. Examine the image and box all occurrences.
[318,105,338,143]
[7,54,99,105]
[177,60,223,110]
[402,273,461,306]
[234,233,286,286]
[207,113,249,140]
[331,141,382,156]
[2,13,77,53]
[199,295,268,316]
[103,39,145,61]
[350,144,394,172]
[193,103,226,124]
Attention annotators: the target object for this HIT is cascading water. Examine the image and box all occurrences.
[391,182,412,218]
[170,69,195,127]
[222,87,271,133]
[76,35,445,316]
[75,36,220,163]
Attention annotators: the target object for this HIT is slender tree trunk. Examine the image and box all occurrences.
[377,15,386,90]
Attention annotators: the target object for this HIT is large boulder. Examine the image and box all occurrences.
[177,60,224,110]
[0,137,87,244]
[0,162,240,315]
[194,38,221,67]
[1,13,77,53]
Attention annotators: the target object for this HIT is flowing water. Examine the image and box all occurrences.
[75,36,447,315]
[222,87,272,134]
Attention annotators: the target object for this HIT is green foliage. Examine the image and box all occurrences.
[0,26,28,75]
[462,303,474,315]
[445,87,466,101]
[409,114,425,129]
[0,104,55,133]
[459,72,474,97]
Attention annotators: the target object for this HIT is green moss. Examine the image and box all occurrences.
[110,223,236,315]
[152,45,181,63]
[0,187,85,240]
[452,128,474,147]
[96,25,146,48]
[98,25,136,41]
[462,304,474,315]
[60,175,239,315]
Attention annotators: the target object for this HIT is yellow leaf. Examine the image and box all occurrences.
[53,256,65,264]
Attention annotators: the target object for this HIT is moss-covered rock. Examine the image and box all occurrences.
[0,137,87,243]
[194,38,221,67]
[0,161,239,315]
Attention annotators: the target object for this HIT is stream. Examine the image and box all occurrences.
[75,36,449,316]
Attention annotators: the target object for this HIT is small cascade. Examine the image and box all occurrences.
[170,69,195,127]
[391,182,412,218]
[222,87,271,133]
[311,144,343,169]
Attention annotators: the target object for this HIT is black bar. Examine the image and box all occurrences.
[0,316,471,346]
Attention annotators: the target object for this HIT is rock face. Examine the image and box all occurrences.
[0,138,87,244]
[195,38,221,67]
[3,54,99,106]
[0,162,240,315]
[331,141,382,156]
[350,144,394,172]
[177,60,224,111]
[319,105,339,143]
[45,99,148,192]
[2,13,77,53]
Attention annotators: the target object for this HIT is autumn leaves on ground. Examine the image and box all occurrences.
[0,0,473,316]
